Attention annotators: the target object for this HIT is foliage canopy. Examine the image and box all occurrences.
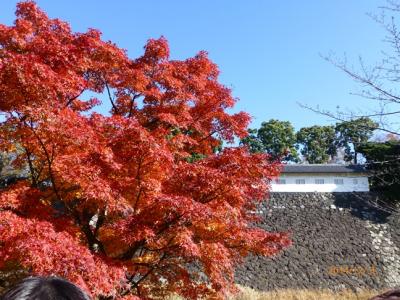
[358,139,400,202]
[241,119,298,162]
[0,2,290,299]
[296,125,336,164]
[335,117,378,164]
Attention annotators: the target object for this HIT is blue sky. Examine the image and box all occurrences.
[1,1,389,131]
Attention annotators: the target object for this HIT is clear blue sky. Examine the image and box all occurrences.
[1,1,388,131]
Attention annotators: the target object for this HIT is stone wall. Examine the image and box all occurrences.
[235,192,400,291]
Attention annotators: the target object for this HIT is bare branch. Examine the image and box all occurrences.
[322,54,400,105]
[297,102,400,136]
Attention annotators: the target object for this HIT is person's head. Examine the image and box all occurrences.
[1,276,91,300]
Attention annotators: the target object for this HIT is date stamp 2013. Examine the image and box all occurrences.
[328,265,378,277]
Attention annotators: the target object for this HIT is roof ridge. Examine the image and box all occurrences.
[282,164,366,173]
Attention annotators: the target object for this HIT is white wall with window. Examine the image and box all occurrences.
[271,174,369,192]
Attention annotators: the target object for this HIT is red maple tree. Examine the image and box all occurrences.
[0,2,290,299]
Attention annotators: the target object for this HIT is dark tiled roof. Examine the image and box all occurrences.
[282,164,366,174]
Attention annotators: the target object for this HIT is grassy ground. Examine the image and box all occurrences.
[167,286,380,300]
[0,273,381,300]
[230,286,379,300]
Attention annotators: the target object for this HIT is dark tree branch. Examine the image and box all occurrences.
[322,55,400,105]
[128,94,140,118]
[25,119,63,202]
[66,88,85,107]
[23,147,38,187]
[297,102,400,136]
[81,210,106,254]
[104,80,119,114]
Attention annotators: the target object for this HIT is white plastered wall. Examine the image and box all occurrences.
[270,173,369,192]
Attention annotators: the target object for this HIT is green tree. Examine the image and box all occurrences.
[335,117,378,164]
[258,119,298,162]
[241,119,298,162]
[240,128,265,154]
[358,140,400,202]
[296,125,336,164]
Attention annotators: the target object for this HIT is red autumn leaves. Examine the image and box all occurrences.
[0,2,290,299]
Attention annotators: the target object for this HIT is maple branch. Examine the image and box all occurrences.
[119,241,146,261]
[143,236,178,252]
[132,252,168,288]
[81,210,106,254]
[122,252,169,297]
[118,213,183,261]
[198,186,225,204]
[144,116,161,130]
[198,127,224,143]
[34,160,46,184]
[155,213,184,237]
[104,80,119,114]
[133,155,144,213]
[23,146,38,187]
[1,207,27,217]
[126,231,180,296]
[93,210,106,238]
[65,88,85,107]
[128,94,140,118]
[10,115,40,188]
[25,119,63,202]
[133,188,143,213]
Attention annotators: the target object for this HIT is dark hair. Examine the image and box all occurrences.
[1,276,91,300]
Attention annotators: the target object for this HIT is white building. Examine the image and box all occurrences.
[271,164,369,193]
